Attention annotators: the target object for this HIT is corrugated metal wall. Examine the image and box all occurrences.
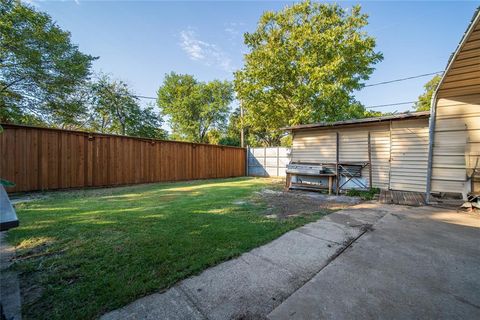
[430,17,480,195]
[370,130,391,189]
[390,119,430,192]
[431,94,480,193]
[292,131,337,163]
[291,119,430,192]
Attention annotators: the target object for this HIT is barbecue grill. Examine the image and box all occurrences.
[286,162,323,175]
[285,161,369,194]
[286,162,334,194]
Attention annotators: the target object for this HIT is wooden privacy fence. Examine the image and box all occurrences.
[0,124,246,193]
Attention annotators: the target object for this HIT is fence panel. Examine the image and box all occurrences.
[247,147,290,177]
[0,124,246,193]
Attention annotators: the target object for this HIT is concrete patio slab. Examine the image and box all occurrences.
[248,230,342,280]
[268,206,480,320]
[179,252,298,320]
[101,202,388,320]
[295,220,362,244]
[101,288,204,320]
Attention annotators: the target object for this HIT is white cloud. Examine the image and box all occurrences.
[224,22,245,38]
[224,27,239,37]
[179,29,233,72]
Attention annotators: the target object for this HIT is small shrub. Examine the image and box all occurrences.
[346,188,380,200]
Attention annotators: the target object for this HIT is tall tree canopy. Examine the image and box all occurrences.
[0,0,96,125]
[415,74,441,111]
[87,75,165,139]
[234,1,383,145]
[157,72,233,143]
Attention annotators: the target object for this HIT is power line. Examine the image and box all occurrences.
[134,70,442,109]
[137,94,418,109]
[365,101,418,109]
[135,71,443,100]
[364,71,443,87]
[135,95,157,100]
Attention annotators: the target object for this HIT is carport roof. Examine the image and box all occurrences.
[282,111,430,131]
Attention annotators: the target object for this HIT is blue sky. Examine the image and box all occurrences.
[29,0,479,114]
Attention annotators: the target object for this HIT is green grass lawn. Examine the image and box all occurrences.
[7,177,330,320]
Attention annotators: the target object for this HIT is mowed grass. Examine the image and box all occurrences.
[7,177,330,320]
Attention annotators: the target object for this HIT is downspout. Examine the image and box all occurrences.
[425,93,437,204]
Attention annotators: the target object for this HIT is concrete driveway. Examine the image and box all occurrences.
[269,205,480,320]
[101,203,480,320]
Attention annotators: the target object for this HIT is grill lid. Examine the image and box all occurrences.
[286,162,323,175]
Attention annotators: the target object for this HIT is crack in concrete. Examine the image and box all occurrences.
[176,285,209,320]
[292,229,345,245]
[247,252,299,276]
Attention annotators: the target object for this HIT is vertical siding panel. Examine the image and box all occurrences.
[87,136,93,187]
[70,134,77,188]
[39,130,48,190]
[155,142,161,181]
[370,130,391,189]
[6,129,17,191]
[432,95,480,193]
[116,138,122,186]
[49,131,59,189]
[108,136,114,186]
[14,129,25,191]
[28,130,39,190]
[390,119,429,192]
[76,134,84,188]
[93,136,99,187]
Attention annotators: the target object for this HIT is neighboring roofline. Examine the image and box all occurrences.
[426,7,480,203]
[282,111,430,131]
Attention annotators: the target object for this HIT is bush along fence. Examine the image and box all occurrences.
[0,124,246,193]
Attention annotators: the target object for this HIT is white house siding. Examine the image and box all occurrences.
[429,16,480,195]
[389,118,430,192]
[431,94,480,193]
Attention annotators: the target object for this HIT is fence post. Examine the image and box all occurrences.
[246,146,249,177]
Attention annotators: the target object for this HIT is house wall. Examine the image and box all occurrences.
[291,118,429,192]
[430,18,480,195]
[431,94,480,194]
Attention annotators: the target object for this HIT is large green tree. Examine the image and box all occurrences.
[87,75,165,139]
[234,1,383,145]
[157,72,233,143]
[414,74,441,111]
[0,0,96,125]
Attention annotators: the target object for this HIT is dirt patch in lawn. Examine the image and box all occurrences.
[255,189,361,219]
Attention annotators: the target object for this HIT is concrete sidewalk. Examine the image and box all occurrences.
[268,206,480,320]
[101,202,392,320]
